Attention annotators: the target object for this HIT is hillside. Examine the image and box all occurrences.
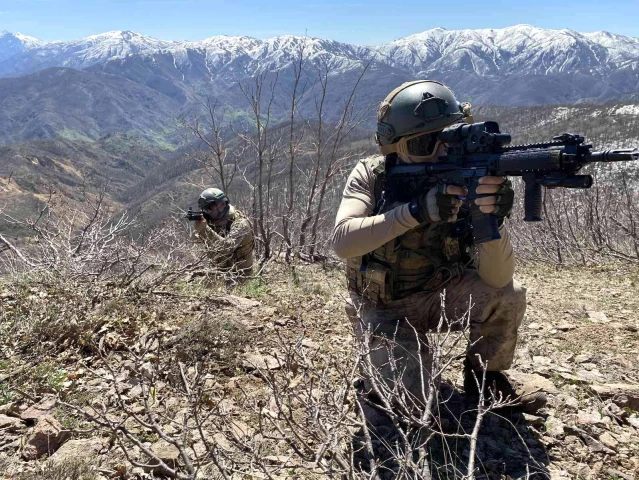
[0,134,174,236]
[3,26,639,148]
[0,94,638,478]
[0,258,637,479]
[118,100,639,237]
[0,68,184,145]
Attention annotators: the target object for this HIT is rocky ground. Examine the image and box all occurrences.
[0,261,637,479]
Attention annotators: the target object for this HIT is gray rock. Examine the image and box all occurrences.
[602,402,628,421]
[21,416,70,460]
[20,395,57,422]
[506,371,559,395]
[588,383,639,410]
[586,311,609,323]
[577,409,604,426]
[150,439,180,470]
[545,416,565,439]
[598,432,618,451]
[523,413,544,427]
[0,402,20,417]
[564,425,615,455]
[558,394,579,412]
[242,353,281,370]
[0,414,24,433]
[532,356,551,366]
[50,438,103,465]
[574,353,593,363]
[607,468,634,480]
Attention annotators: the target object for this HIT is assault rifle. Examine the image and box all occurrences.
[184,207,211,222]
[385,121,639,244]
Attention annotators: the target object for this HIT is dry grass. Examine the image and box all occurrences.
[1,260,638,478]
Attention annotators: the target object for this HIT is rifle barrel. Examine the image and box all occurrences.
[589,149,639,162]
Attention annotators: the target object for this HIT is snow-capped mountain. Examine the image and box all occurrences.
[2,24,639,115]
[0,30,176,76]
[0,31,43,63]
[4,25,639,79]
[376,25,639,76]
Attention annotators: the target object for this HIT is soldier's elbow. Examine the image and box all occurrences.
[331,230,350,259]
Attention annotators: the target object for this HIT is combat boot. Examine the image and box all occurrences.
[463,359,547,413]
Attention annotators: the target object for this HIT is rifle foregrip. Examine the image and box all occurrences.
[524,180,543,222]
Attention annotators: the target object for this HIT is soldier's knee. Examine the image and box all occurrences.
[498,278,527,308]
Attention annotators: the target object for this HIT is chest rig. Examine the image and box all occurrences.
[347,155,472,303]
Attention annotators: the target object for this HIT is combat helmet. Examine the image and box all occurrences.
[198,188,230,219]
[376,80,473,160]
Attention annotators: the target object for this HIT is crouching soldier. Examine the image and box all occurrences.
[332,80,546,413]
[193,188,255,276]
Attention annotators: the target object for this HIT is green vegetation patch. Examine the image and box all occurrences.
[56,129,96,143]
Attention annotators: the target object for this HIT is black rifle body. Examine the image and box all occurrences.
[185,208,212,222]
[385,121,638,244]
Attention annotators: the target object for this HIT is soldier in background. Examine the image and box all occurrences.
[193,188,254,276]
[332,80,546,412]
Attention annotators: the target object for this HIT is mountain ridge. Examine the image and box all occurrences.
[3,24,639,79]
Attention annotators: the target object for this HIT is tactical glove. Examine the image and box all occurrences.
[409,184,463,224]
[485,178,514,220]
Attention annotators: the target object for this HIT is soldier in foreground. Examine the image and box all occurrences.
[332,80,546,412]
[193,188,255,276]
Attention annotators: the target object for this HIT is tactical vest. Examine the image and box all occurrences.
[346,157,470,303]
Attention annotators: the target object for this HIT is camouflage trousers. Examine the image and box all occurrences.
[346,270,526,402]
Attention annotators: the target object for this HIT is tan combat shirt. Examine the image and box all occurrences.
[332,157,515,289]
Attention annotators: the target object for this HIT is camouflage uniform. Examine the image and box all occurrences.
[196,206,255,274]
[334,156,526,402]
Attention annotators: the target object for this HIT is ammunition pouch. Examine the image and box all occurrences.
[347,255,464,303]
[347,257,393,303]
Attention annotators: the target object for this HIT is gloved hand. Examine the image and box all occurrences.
[409,184,467,223]
[193,215,208,235]
[474,176,514,220]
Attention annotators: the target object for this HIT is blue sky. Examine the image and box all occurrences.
[2,0,639,44]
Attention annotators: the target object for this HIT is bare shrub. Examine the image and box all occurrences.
[508,174,639,266]
[0,186,217,289]
[43,289,548,480]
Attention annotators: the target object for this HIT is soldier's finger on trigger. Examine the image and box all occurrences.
[445,185,466,196]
